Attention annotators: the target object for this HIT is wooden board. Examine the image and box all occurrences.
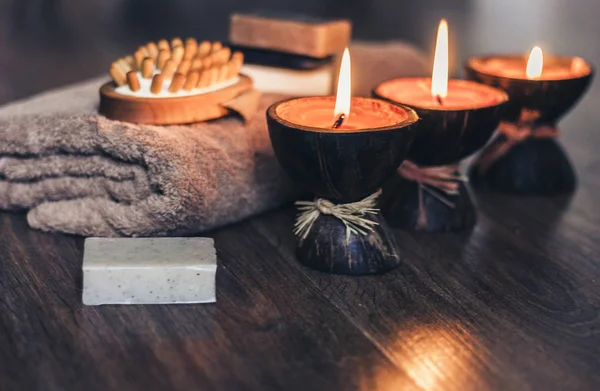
[3,3,600,390]
[99,74,252,125]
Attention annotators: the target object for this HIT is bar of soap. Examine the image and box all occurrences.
[82,237,217,305]
[229,12,351,58]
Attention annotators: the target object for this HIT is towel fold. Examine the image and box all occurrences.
[0,41,427,237]
[0,101,295,236]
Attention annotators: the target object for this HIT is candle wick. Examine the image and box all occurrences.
[332,114,346,129]
[436,95,444,106]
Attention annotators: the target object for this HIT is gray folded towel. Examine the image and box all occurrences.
[0,42,427,237]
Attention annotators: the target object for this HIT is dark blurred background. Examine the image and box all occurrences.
[0,0,598,105]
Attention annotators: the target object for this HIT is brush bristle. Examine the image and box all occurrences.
[109,39,244,94]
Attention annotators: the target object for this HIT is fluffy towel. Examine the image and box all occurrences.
[0,42,427,237]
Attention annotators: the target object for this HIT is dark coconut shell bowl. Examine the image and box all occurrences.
[267,96,420,275]
[373,78,508,231]
[465,55,594,195]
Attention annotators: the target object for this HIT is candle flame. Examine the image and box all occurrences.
[431,19,449,100]
[526,46,543,79]
[571,56,587,74]
[334,48,351,119]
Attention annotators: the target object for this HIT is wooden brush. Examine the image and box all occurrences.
[169,73,186,93]
[150,74,164,94]
[171,45,184,64]
[184,39,198,60]
[183,71,200,91]
[108,38,243,93]
[197,41,211,58]
[109,64,127,86]
[127,71,141,91]
[146,42,159,60]
[157,39,170,53]
[209,67,219,85]
[157,50,170,70]
[191,58,203,70]
[162,59,177,80]
[198,69,211,88]
[142,57,154,79]
[211,41,222,53]
[133,49,145,70]
[177,60,192,75]
[217,47,231,66]
[171,37,183,48]
[202,55,213,70]
[113,58,131,74]
[217,64,228,82]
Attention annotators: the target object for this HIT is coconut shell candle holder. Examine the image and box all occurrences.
[465,50,594,195]
[372,20,508,232]
[267,96,419,275]
[374,79,507,231]
[100,38,255,125]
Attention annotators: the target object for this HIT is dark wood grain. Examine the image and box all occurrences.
[3,1,600,390]
[0,213,416,391]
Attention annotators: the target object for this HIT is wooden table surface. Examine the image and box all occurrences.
[2,2,600,390]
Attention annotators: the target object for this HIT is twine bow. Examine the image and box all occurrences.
[476,109,559,174]
[397,160,467,228]
[294,190,382,243]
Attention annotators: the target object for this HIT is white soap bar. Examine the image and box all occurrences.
[82,237,217,305]
[241,64,333,96]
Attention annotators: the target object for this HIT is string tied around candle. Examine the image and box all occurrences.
[397,160,467,228]
[475,109,559,174]
[294,190,382,243]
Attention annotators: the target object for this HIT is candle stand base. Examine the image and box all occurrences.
[469,137,576,195]
[381,175,476,232]
[296,213,401,275]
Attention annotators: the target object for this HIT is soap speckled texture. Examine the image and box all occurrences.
[82,237,217,305]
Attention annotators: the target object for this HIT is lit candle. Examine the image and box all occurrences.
[526,46,543,79]
[273,47,413,131]
[374,19,507,110]
[465,44,594,196]
[373,19,508,233]
[266,49,420,275]
[468,46,592,81]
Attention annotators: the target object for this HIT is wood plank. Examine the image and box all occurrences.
[1,1,600,390]
[0,212,417,391]
[250,191,600,390]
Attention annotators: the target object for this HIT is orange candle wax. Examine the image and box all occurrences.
[374,78,507,110]
[468,55,592,81]
[275,96,410,131]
